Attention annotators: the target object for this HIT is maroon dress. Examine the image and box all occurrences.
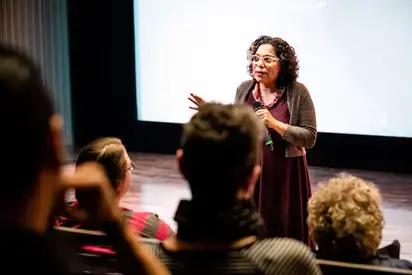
[246,91,312,247]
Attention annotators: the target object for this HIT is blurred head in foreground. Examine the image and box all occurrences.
[177,102,263,206]
[0,44,64,231]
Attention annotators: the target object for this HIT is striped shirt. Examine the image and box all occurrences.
[124,210,173,240]
[145,238,322,275]
[56,201,174,255]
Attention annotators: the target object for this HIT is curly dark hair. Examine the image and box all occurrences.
[247,35,299,89]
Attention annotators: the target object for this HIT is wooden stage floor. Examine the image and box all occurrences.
[76,153,412,261]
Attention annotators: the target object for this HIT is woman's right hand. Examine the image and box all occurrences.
[188,93,207,110]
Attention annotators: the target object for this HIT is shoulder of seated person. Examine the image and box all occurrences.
[245,238,316,264]
[376,258,412,270]
[248,238,313,253]
[129,211,160,219]
[245,238,320,274]
[128,212,171,230]
[399,259,412,270]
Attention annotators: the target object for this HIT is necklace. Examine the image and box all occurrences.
[253,84,283,109]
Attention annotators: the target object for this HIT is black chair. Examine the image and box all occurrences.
[52,226,161,274]
[52,226,120,274]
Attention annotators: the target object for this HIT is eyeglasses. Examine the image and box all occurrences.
[249,55,279,65]
[128,162,136,171]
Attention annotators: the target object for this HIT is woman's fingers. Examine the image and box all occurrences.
[190,93,205,104]
[188,93,206,110]
[188,96,199,106]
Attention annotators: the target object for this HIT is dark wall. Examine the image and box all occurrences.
[68,0,137,149]
[68,0,412,174]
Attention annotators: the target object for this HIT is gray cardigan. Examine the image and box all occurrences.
[234,79,317,158]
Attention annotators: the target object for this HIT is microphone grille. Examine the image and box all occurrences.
[252,101,263,110]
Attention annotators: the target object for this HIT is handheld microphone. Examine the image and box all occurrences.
[252,101,274,151]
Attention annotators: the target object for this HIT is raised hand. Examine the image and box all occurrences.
[188,93,207,110]
[59,162,123,226]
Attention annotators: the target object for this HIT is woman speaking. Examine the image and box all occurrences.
[189,35,317,246]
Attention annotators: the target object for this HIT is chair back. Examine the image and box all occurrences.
[317,259,412,275]
[52,226,119,274]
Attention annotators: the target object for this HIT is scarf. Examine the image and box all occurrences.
[175,199,266,242]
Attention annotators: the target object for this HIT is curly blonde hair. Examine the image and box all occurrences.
[307,173,384,259]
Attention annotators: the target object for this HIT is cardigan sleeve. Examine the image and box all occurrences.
[234,85,242,104]
[282,87,317,149]
[234,83,247,104]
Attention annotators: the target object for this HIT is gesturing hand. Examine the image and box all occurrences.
[255,108,278,129]
[188,93,207,110]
